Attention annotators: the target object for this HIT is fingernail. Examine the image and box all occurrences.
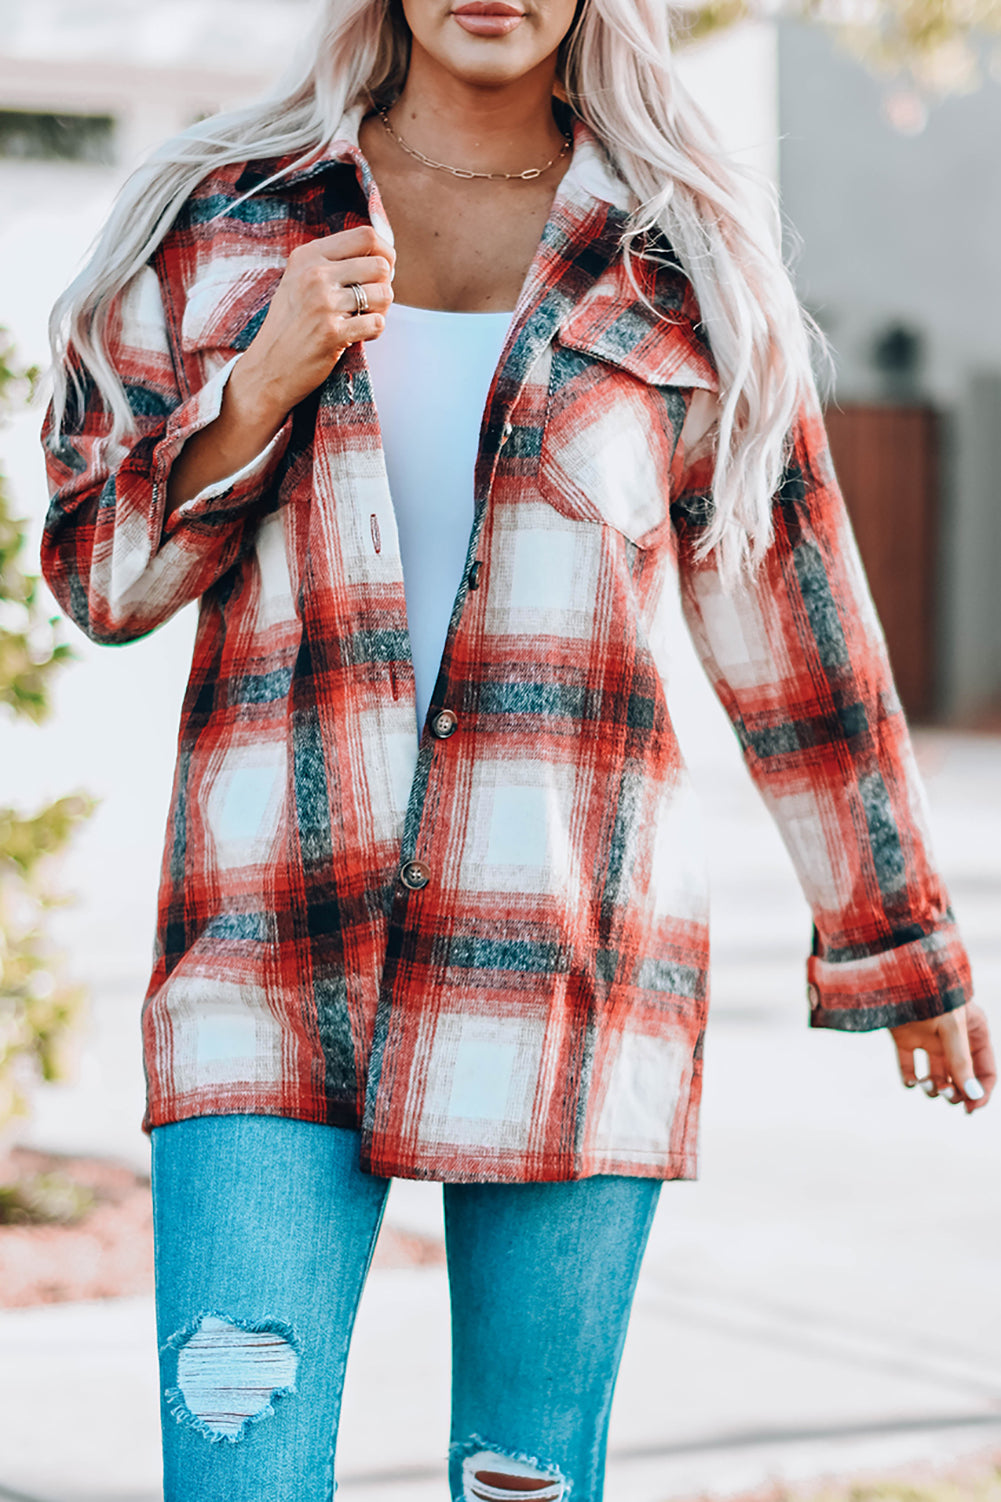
[919,1078,937,1095]
[903,1079,916,1088]
[942,1085,957,1101]
[963,1078,985,1100]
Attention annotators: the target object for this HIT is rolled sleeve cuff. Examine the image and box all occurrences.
[807,918,973,1031]
[150,356,293,540]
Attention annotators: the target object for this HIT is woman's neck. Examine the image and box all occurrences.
[385,44,568,178]
[357,47,574,313]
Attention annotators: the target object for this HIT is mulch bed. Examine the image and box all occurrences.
[0,1146,444,1309]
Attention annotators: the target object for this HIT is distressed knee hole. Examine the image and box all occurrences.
[163,1313,299,1443]
[463,1449,566,1501]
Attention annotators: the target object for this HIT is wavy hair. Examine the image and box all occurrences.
[49,0,830,577]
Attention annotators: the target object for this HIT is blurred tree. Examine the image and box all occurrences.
[682,0,1001,107]
[0,330,93,1136]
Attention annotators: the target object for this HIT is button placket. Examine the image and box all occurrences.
[393,405,505,911]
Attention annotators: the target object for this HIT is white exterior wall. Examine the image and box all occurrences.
[678,21,779,182]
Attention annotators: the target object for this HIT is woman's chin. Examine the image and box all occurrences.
[438,43,535,86]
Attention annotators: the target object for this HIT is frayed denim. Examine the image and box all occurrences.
[152,1114,660,1501]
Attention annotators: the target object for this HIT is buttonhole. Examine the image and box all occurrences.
[370,513,382,554]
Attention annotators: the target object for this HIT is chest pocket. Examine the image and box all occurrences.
[539,297,718,551]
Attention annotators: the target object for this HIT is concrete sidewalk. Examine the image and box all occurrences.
[1,602,998,1500]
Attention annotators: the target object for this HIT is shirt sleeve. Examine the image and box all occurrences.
[40,262,293,646]
[671,386,973,1031]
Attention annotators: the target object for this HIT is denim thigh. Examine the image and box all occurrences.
[151,1114,389,1502]
[444,1174,662,1502]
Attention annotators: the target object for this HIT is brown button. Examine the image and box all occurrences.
[468,560,483,590]
[431,709,459,739]
[400,859,431,891]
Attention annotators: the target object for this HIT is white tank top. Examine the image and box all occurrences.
[364,302,514,738]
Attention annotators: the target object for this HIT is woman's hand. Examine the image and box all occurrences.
[889,1000,995,1113]
[166,226,394,516]
[231,224,395,428]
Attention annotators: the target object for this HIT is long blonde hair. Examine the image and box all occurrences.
[49,0,829,577]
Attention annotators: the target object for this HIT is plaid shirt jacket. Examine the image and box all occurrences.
[41,106,973,1182]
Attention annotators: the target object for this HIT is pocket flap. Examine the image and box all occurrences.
[555,280,718,393]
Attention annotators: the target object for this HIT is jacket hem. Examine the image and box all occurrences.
[142,1097,698,1182]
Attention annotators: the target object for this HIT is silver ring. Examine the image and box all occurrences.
[345,282,369,316]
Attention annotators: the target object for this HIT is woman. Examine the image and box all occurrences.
[42,0,994,1497]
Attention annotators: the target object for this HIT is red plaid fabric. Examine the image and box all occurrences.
[41,106,972,1182]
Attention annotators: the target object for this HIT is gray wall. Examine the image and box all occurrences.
[778,21,1001,721]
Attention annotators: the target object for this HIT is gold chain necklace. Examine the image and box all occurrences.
[378,108,572,182]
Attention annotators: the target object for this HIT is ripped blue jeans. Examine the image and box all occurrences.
[151,1114,661,1502]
